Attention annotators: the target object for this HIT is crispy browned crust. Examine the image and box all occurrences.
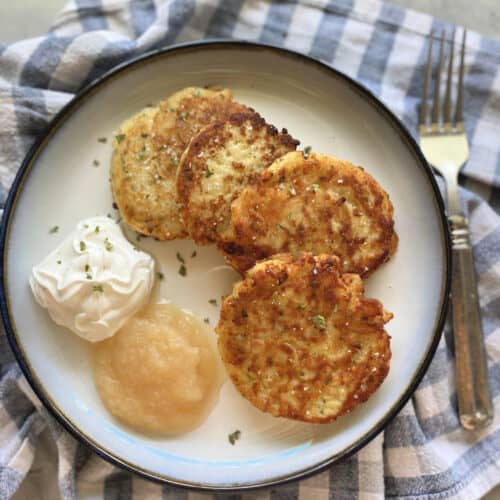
[152,87,249,179]
[219,151,398,276]
[216,253,392,423]
[176,111,299,244]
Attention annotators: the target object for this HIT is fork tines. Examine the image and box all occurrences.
[419,29,467,134]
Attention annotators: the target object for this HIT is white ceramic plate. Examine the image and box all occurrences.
[0,41,450,490]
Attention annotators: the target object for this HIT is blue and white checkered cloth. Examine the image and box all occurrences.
[1,1,500,498]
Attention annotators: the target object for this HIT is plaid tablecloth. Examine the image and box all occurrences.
[1,1,500,499]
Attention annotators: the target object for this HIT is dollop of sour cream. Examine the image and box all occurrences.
[30,217,155,342]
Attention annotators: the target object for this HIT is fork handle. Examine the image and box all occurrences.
[449,214,493,430]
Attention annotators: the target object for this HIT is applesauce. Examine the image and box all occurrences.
[93,303,225,435]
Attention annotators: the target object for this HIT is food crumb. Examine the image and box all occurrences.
[97,137,107,144]
[178,264,187,277]
[49,226,59,234]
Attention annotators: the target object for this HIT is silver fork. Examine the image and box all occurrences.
[419,29,493,430]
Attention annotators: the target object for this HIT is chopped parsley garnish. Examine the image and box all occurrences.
[104,238,113,251]
[297,303,306,309]
[97,137,107,144]
[205,166,214,178]
[141,133,149,138]
[93,285,104,292]
[93,160,100,167]
[49,226,59,234]
[228,430,241,445]
[209,299,217,306]
[277,223,284,231]
[191,250,197,258]
[178,264,187,276]
[156,272,164,280]
[86,273,92,280]
[179,111,189,120]
[310,183,320,192]
[85,264,90,272]
[145,103,154,108]
[112,202,118,210]
[287,212,293,220]
[79,241,87,251]
[171,156,179,166]
[288,185,296,196]
[176,252,185,263]
[312,315,326,330]
[57,260,62,265]
[115,133,126,143]
[94,226,100,234]
[203,317,210,324]
[304,146,312,158]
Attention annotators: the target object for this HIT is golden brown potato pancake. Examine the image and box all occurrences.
[216,253,392,423]
[177,111,299,244]
[219,151,398,275]
[111,106,187,240]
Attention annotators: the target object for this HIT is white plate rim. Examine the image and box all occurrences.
[0,40,451,492]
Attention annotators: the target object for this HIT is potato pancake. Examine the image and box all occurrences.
[177,111,299,244]
[111,106,187,240]
[219,152,398,275]
[216,253,392,423]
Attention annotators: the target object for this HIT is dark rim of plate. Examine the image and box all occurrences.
[0,40,451,492]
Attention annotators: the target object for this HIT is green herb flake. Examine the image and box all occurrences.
[84,224,89,228]
[277,223,284,231]
[171,156,179,166]
[93,159,100,167]
[176,252,185,264]
[94,226,100,234]
[191,250,197,258]
[205,166,214,178]
[179,111,189,120]
[194,89,201,96]
[49,226,59,234]
[178,264,187,277]
[304,146,312,158]
[228,430,241,445]
[79,241,87,251]
[86,273,92,280]
[93,285,104,292]
[97,137,107,144]
[310,183,320,192]
[115,133,126,144]
[85,264,90,272]
[209,299,217,306]
[203,317,210,324]
[287,212,293,220]
[297,303,306,309]
[104,238,113,252]
[312,314,326,330]
[156,272,164,280]
[288,185,296,196]
[57,260,62,265]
